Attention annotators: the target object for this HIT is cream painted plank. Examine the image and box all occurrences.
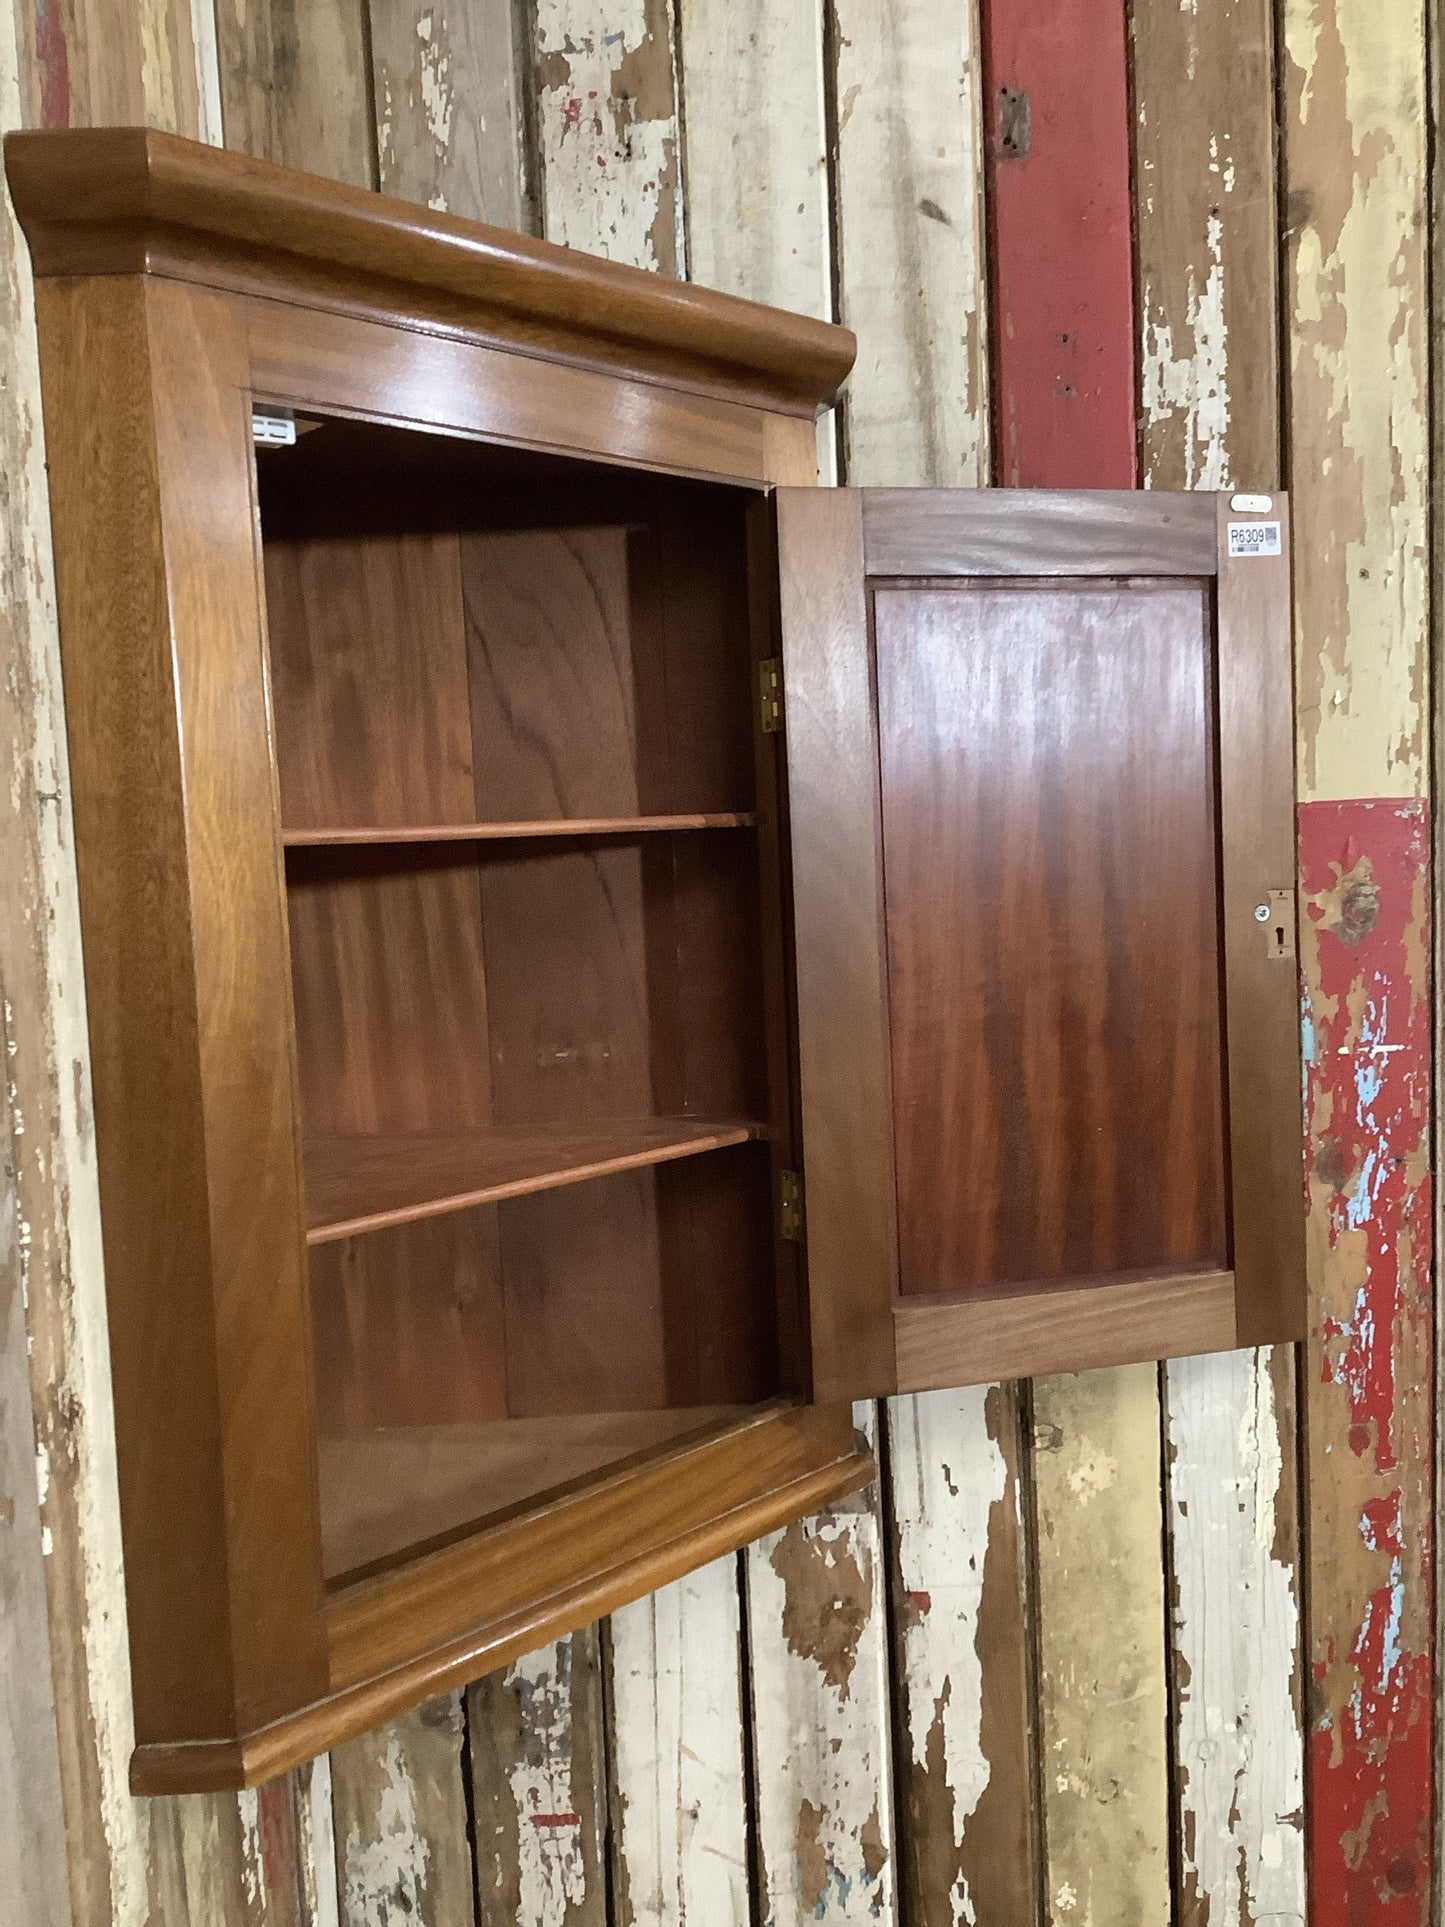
[746,1407,895,1925]
[467,1632,607,1927]
[331,1697,474,1927]
[532,0,686,275]
[1032,1364,1171,1927]
[0,7,297,1924]
[523,21,753,1923]
[1130,8,1306,1921]
[675,0,835,477]
[1165,1350,1304,1923]
[0,965,71,1927]
[369,0,529,230]
[607,1560,748,1927]
[1282,0,1430,803]
[215,0,376,189]
[888,1388,1037,1927]
[831,0,988,485]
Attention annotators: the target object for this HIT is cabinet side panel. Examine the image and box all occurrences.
[776,488,897,1397]
[33,275,240,1740]
[143,277,329,1727]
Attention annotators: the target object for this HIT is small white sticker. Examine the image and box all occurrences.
[1228,519,1281,558]
[1230,491,1273,514]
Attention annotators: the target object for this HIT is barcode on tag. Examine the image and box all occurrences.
[1227,519,1282,558]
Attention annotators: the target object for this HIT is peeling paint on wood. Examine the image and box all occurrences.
[1300,800,1433,1922]
[214,0,376,189]
[981,0,1136,486]
[369,0,529,230]
[1032,1364,1172,1927]
[468,1633,606,1927]
[531,0,686,275]
[1165,1347,1305,1925]
[1131,0,1280,492]
[1129,13,1307,1924]
[331,1696,474,1927]
[746,1409,895,1925]
[0,956,71,1927]
[607,1559,748,1927]
[1282,0,1430,803]
[832,0,989,486]
[675,0,835,476]
[888,1387,1036,1927]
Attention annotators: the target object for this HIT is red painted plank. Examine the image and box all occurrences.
[1300,798,1434,1923]
[980,0,1137,488]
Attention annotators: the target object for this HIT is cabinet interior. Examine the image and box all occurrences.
[256,417,790,1582]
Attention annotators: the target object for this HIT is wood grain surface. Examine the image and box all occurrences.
[303,1119,763,1240]
[876,576,1227,1295]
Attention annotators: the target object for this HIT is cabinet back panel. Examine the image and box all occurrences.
[463,528,647,819]
[310,1209,508,1431]
[500,1146,777,1417]
[875,578,1228,1294]
[265,531,474,829]
[479,839,767,1126]
[287,849,493,1135]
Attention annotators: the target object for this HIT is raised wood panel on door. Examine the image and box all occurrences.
[781,487,1303,1397]
[876,577,1227,1294]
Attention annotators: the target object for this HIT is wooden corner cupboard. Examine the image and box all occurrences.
[5,127,1305,1793]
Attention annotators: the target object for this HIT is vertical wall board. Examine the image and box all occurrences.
[368,0,529,231]
[1164,1349,1305,1926]
[745,1409,896,1926]
[1130,0,1281,494]
[1129,7,1307,1923]
[1031,1366,1172,1927]
[214,0,376,189]
[831,0,989,487]
[331,1695,475,1927]
[887,1387,1037,1927]
[674,0,834,476]
[979,0,1136,487]
[982,4,1170,1917]
[1,7,325,1925]
[299,1756,342,1927]
[467,1632,607,1927]
[1299,801,1434,1920]
[606,1561,749,1927]
[1281,0,1430,807]
[531,0,685,276]
[0,956,72,1927]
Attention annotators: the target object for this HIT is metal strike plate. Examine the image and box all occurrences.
[1256,889,1296,961]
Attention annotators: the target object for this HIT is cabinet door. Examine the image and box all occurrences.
[776,487,1302,1400]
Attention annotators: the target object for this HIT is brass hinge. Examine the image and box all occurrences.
[779,1169,804,1241]
[759,657,783,734]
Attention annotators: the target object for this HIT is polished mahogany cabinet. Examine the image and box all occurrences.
[6,127,1303,1791]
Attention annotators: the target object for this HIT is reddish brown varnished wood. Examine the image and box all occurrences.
[3,126,855,413]
[15,125,861,1795]
[876,576,1228,1294]
[775,485,1300,1400]
[304,1119,766,1241]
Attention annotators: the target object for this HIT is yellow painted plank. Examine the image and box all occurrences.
[1032,1364,1171,1927]
[1282,0,1430,803]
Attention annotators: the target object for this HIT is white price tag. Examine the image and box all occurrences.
[1227,519,1281,558]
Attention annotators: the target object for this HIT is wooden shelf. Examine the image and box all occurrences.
[283,814,757,847]
[304,1118,768,1243]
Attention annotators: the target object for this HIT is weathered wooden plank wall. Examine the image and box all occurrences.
[0,1,1436,1924]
